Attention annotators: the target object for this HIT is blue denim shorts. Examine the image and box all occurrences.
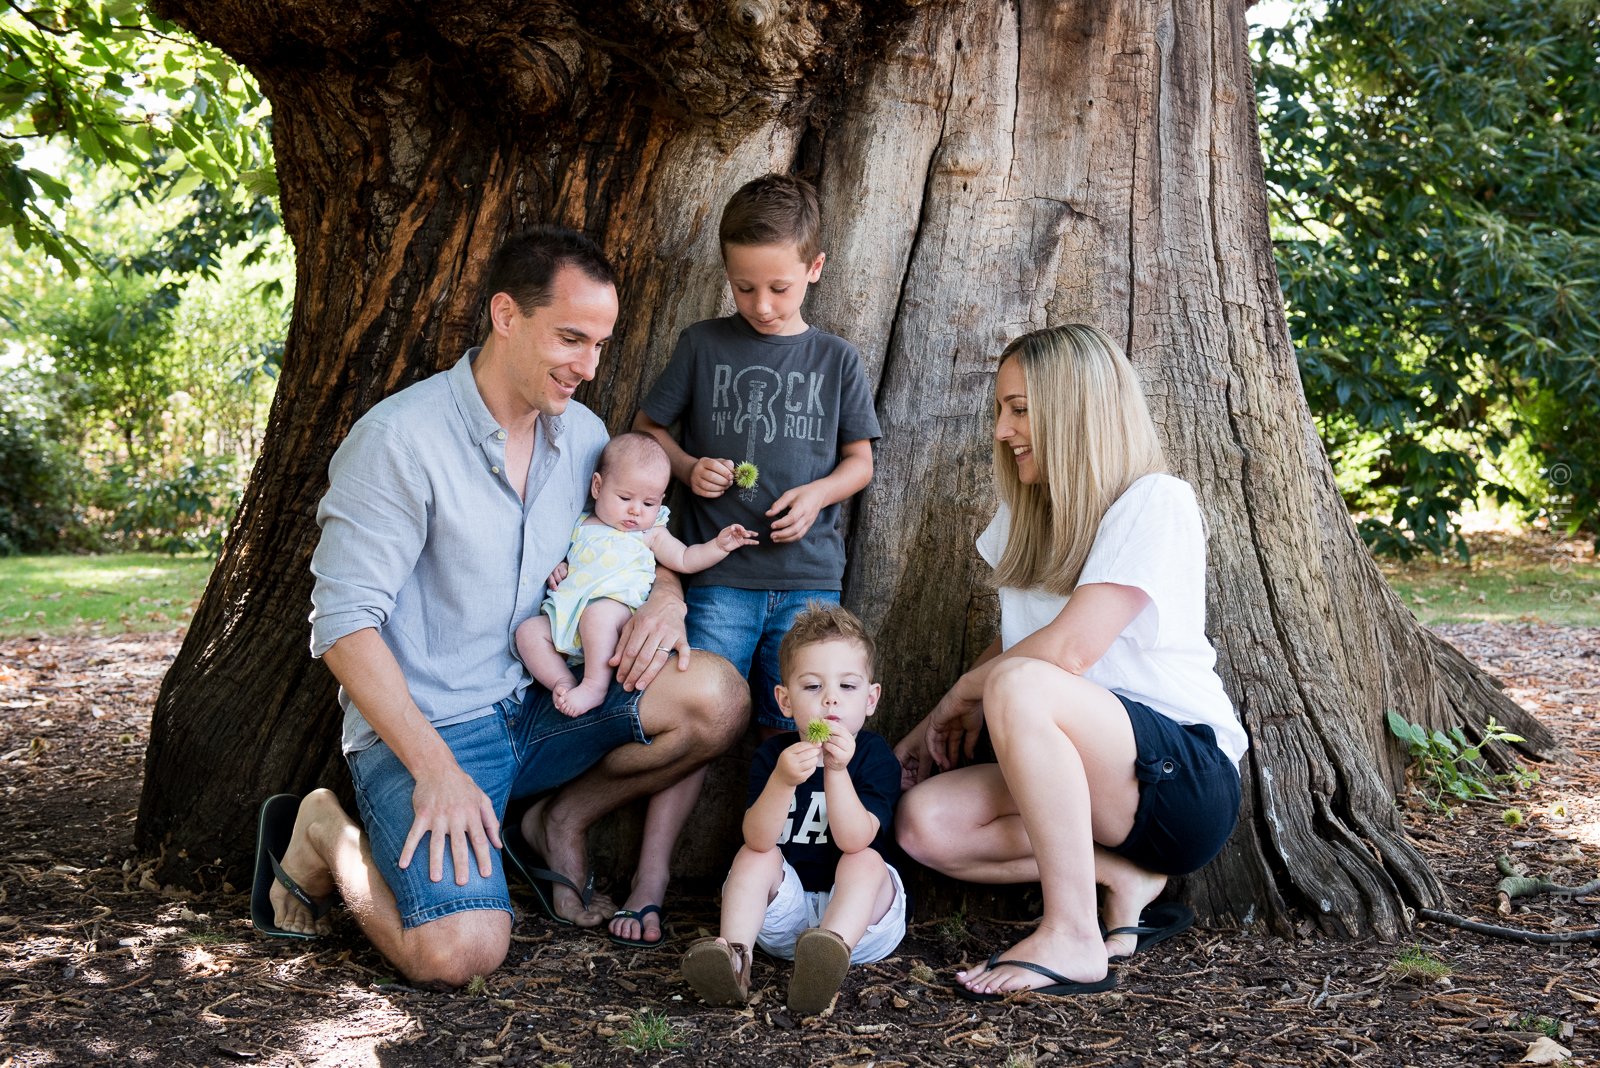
[684,586,839,731]
[1108,694,1241,877]
[346,681,646,928]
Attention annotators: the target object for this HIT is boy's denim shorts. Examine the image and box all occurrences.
[346,680,647,928]
[684,586,839,731]
[1108,694,1242,877]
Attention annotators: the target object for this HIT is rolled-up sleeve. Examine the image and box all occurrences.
[309,417,430,657]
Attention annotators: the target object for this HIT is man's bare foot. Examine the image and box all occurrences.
[555,677,609,718]
[956,921,1108,996]
[609,871,668,945]
[1096,850,1168,961]
[269,789,343,936]
[518,799,611,927]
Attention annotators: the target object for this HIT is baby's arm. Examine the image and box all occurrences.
[743,741,821,850]
[768,438,874,544]
[632,410,735,498]
[820,729,880,853]
[646,524,758,574]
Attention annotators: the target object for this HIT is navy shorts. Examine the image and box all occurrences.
[1108,694,1241,876]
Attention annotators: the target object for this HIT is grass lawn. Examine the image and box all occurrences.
[0,553,214,637]
[1378,530,1600,627]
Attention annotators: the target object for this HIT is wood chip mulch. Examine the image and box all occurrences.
[1,624,1596,1067]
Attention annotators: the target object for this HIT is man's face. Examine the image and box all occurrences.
[498,265,619,418]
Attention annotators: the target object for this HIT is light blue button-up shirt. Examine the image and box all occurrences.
[309,348,608,753]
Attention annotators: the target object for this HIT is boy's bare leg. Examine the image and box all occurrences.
[269,789,511,989]
[718,845,785,955]
[816,848,895,949]
[515,616,577,699]
[610,764,708,944]
[521,654,748,925]
[556,600,631,716]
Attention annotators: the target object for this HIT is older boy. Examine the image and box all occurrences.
[679,604,906,1015]
[618,174,881,949]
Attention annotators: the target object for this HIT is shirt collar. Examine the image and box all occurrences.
[448,347,567,448]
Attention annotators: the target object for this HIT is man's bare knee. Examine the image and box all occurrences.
[644,654,749,750]
[398,912,510,989]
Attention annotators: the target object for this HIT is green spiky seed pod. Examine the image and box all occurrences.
[734,462,759,489]
[804,719,833,743]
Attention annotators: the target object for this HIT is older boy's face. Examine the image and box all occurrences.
[723,242,824,337]
[775,638,880,738]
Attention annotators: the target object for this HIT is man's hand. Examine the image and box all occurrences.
[546,561,568,590]
[611,589,689,690]
[399,765,503,886]
[691,457,735,497]
[821,724,856,771]
[776,740,823,786]
[715,524,759,552]
[767,481,829,543]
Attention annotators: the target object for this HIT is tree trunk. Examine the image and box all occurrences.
[140,0,1557,937]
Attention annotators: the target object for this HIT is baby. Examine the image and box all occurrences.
[516,432,756,716]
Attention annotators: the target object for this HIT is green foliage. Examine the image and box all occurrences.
[1385,710,1526,809]
[609,1011,684,1053]
[0,367,84,554]
[0,0,277,276]
[1389,944,1451,981]
[1256,0,1600,554]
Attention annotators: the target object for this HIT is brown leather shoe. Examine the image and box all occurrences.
[787,927,851,1015]
[680,936,751,1005]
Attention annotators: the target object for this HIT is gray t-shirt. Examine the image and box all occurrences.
[641,316,881,590]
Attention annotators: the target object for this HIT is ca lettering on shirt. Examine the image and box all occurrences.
[777,791,830,846]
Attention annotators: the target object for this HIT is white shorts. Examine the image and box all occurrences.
[754,857,907,965]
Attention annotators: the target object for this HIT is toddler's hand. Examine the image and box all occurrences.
[716,524,759,552]
[775,740,822,787]
[821,724,856,771]
[691,457,735,497]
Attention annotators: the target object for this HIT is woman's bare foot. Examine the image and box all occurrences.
[554,676,610,717]
[1096,848,1168,960]
[956,920,1108,996]
[518,799,611,927]
[268,789,344,936]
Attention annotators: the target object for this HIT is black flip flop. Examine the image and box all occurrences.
[501,819,597,927]
[251,794,334,939]
[607,903,666,949]
[1105,900,1196,962]
[955,953,1118,1001]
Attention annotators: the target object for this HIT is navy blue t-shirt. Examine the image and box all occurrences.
[746,729,901,891]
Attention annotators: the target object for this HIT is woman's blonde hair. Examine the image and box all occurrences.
[992,324,1167,596]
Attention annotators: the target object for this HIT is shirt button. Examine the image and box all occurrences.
[491,466,501,474]
[496,431,506,441]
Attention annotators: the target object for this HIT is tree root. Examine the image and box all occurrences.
[1419,908,1600,945]
[1493,855,1600,915]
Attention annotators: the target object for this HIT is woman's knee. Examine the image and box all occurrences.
[981,658,1062,739]
[895,787,952,869]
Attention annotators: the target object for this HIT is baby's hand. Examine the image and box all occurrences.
[546,561,568,590]
[691,457,735,498]
[775,740,822,787]
[821,724,856,771]
[715,524,759,552]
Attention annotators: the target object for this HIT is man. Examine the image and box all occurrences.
[258,227,746,987]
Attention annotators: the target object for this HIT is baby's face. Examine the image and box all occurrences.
[590,461,670,532]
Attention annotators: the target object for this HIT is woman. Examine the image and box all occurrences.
[895,324,1246,998]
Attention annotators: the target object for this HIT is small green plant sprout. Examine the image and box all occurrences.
[1503,807,1525,827]
[934,907,970,945]
[733,461,759,489]
[610,1010,684,1052]
[1511,1014,1562,1039]
[463,974,488,996]
[805,718,833,743]
[1386,711,1527,810]
[1390,945,1451,982]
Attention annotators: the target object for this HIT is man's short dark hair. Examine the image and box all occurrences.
[486,225,616,314]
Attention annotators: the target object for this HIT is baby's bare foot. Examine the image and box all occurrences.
[558,679,608,717]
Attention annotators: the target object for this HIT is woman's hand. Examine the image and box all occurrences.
[893,716,935,790]
[926,686,984,772]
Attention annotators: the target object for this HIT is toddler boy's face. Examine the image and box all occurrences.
[775,638,881,739]
[723,241,825,338]
[590,462,669,531]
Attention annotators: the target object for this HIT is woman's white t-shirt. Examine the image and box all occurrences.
[976,473,1247,766]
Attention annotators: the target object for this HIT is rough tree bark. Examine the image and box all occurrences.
[138,0,1557,937]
